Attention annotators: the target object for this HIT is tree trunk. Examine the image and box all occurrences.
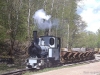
[27,0,31,41]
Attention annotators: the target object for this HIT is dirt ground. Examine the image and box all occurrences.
[32,61,100,75]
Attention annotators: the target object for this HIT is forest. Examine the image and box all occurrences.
[0,0,100,65]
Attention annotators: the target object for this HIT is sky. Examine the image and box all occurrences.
[77,0,100,33]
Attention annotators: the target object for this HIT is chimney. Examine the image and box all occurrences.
[33,31,37,42]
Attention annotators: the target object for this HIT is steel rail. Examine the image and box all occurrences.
[1,68,31,75]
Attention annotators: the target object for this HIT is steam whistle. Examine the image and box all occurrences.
[44,29,49,36]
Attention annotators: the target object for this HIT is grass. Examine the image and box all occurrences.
[0,64,15,74]
[0,63,24,74]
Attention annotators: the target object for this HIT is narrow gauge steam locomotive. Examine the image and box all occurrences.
[26,31,95,69]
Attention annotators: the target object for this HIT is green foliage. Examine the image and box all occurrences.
[96,29,100,48]
[1,0,99,57]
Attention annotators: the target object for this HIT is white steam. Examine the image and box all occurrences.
[33,9,59,30]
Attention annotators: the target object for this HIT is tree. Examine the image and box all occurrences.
[0,0,27,57]
[0,0,89,56]
[96,29,100,48]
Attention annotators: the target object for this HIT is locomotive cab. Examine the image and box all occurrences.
[39,36,60,60]
[26,31,61,69]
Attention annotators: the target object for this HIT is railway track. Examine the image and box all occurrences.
[63,59,100,67]
[1,68,31,75]
[1,57,100,75]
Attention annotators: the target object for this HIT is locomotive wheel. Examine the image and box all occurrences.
[47,62,52,68]
[41,61,52,68]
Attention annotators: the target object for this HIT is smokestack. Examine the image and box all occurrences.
[33,31,38,44]
[33,31,37,39]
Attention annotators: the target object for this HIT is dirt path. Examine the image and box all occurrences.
[32,61,100,75]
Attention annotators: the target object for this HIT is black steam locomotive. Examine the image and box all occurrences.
[26,31,61,69]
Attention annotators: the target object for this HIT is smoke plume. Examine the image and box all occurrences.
[33,9,59,30]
